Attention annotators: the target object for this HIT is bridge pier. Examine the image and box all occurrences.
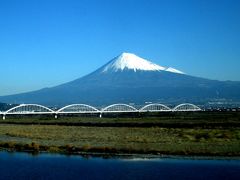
[55,114,58,119]
[99,113,102,118]
[3,115,5,120]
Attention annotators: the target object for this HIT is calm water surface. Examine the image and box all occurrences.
[0,152,239,180]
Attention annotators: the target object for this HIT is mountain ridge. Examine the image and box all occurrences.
[0,53,239,106]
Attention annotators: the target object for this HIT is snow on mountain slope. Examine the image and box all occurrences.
[1,52,240,106]
[165,67,185,74]
[102,52,184,74]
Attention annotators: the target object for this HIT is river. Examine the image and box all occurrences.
[0,152,239,180]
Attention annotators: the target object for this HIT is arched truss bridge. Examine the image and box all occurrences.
[1,103,201,119]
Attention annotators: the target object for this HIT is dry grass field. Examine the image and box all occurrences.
[0,122,239,156]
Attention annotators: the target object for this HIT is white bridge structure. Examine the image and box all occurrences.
[0,103,202,119]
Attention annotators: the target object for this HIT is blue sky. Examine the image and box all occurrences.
[0,0,240,96]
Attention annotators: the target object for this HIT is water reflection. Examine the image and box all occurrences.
[0,151,239,180]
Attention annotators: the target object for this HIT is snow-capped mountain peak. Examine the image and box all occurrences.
[102,52,184,74]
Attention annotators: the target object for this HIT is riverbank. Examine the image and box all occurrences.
[0,125,240,156]
[0,112,240,157]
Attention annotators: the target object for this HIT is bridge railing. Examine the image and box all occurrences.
[139,104,172,112]
[101,104,138,113]
[1,103,202,119]
[57,104,100,114]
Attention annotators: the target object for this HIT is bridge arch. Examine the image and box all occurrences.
[140,104,171,112]
[102,104,138,112]
[57,104,100,113]
[5,104,54,114]
[173,103,201,112]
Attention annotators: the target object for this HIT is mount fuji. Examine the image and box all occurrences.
[101,52,184,74]
[1,52,240,106]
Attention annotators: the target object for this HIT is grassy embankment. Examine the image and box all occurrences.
[0,112,240,156]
